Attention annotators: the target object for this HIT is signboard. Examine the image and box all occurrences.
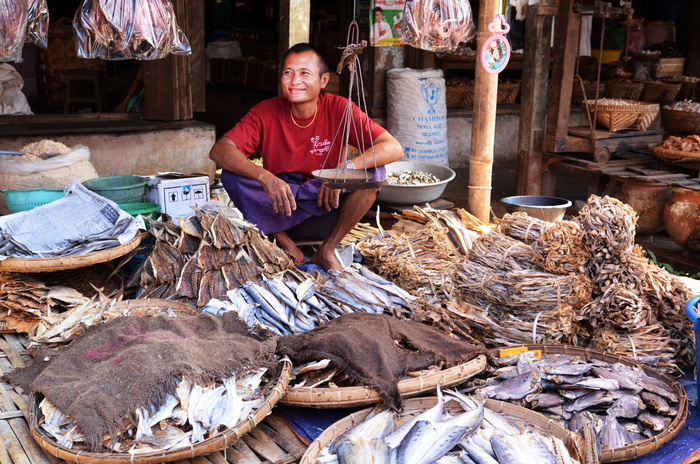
[370,0,405,46]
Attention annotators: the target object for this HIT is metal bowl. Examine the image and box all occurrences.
[377,159,456,205]
[500,195,572,222]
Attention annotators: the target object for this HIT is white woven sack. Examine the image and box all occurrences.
[386,68,449,167]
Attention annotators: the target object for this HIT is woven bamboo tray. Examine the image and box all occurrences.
[491,344,688,463]
[279,354,487,408]
[605,81,644,100]
[587,99,659,132]
[640,81,682,104]
[299,395,586,464]
[661,108,700,133]
[28,357,292,464]
[652,145,700,163]
[0,234,142,273]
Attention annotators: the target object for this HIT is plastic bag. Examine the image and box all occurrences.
[26,0,48,49]
[401,0,476,53]
[0,1,28,62]
[0,63,32,115]
[0,145,91,175]
[74,0,191,60]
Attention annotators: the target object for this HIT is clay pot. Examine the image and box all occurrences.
[603,176,670,235]
[663,187,700,251]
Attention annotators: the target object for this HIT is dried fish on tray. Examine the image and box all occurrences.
[202,264,419,336]
[466,345,688,463]
[11,312,291,464]
[300,390,588,464]
[128,205,296,305]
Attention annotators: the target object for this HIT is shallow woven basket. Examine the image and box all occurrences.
[112,298,200,316]
[280,354,487,408]
[491,344,688,463]
[652,145,700,163]
[497,82,520,104]
[587,99,659,132]
[661,108,700,133]
[0,234,142,273]
[28,357,292,464]
[640,81,682,104]
[604,81,644,100]
[445,85,464,108]
[299,395,586,464]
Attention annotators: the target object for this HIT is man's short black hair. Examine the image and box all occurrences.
[284,43,329,75]
[374,6,383,14]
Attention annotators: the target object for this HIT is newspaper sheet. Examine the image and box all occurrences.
[0,180,143,259]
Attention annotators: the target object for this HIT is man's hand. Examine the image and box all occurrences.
[317,182,341,211]
[260,173,296,216]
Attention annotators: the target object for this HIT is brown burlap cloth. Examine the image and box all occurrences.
[5,311,280,453]
[276,312,486,411]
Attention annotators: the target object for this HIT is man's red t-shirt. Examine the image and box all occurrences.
[223,93,387,178]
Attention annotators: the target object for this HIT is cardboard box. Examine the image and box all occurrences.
[146,173,210,219]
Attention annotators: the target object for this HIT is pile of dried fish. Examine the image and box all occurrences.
[39,367,268,453]
[358,224,461,300]
[202,265,418,336]
[466,351,683,454]
[340,222,382,244]
[497,212,553,244]
[575,196,694,372]
[531,221,590,276]
[385,170,441,185]
[316,388,583,464]
[467,230,535,271]
[128,205,296,306]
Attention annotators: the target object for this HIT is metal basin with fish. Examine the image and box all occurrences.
[377,159,456,205]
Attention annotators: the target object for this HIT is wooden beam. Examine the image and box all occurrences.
[468,0,501,222]
[516,3,554,195]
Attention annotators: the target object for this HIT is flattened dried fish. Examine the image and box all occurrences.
[210,212,245,248]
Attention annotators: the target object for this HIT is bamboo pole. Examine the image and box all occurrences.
[468,0,501,223]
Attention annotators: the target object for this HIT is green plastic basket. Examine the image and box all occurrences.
[2,188,65,213]
[118,202,161,216]
[83,176,148,203]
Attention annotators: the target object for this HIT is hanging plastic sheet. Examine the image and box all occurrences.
[27,0,49,49]
[0,1,28,62]
[73,0,191,60]
[401,0,476,53]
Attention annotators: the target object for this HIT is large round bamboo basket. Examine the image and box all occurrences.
[490,344,688,463]
[280,354,487,408]
[660,108,700,133]
[28,357,292,464]
[299,395,587,464]
[0,234,142,273]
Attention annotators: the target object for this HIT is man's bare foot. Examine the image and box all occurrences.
[310,249,343,271]
[269,232,305,263]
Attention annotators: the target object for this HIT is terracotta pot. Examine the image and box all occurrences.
[603,176,670,235]
[663,187,700,251]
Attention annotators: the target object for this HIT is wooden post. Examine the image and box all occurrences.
[278,0,310,63]
[468,0,501,222]
[543,0,581,152]
[516,3,555,195]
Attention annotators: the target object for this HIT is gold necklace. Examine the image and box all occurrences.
[290,104,318,129]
